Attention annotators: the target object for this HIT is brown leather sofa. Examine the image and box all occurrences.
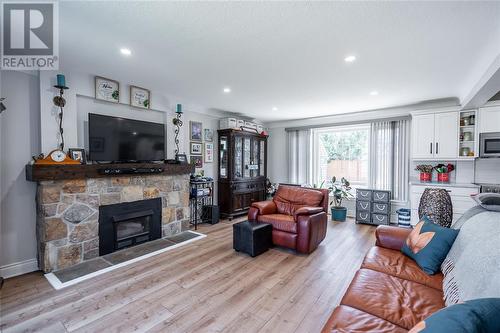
[248,185,329,254]
[322,225,445,332]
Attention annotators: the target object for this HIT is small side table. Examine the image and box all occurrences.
[233,221,273,257]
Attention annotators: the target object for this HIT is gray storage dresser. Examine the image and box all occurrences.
[355,189,391,226]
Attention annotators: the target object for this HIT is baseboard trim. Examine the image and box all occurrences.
[0,258,39,279]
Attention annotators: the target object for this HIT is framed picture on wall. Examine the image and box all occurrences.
[190,155,203,168]
[204,143,214,163]
[190,142,202,155]
[130,85,151,109]
[190,121,203,141]
[95,76,119,103]
[204,129,213,142]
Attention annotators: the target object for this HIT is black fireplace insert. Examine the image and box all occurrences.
[99,198,162,256]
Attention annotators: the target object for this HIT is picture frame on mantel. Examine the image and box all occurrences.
[68,148,87,164]
[130,85,151,109]
[190,121,203,141]
[95,76,119,103]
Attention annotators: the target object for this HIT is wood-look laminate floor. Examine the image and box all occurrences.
[0,218,375,333]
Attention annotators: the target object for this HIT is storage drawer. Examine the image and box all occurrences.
[372,213,389,225]
[356,211,371,223]
[356,189,372,200]
[373,191,390,202]
[372,202,390,214]
[356,200,371,212]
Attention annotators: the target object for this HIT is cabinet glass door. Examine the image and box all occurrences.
[259,139,265,176]
[251,138,260,177]
[234,136,243,178]
[243,137,251,178]
[220,136,228,178]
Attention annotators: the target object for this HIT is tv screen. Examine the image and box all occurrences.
[89,113,165,162]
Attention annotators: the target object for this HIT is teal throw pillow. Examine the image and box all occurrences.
[401,217,459,275]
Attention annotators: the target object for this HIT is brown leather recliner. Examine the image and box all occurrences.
[248,185,329,254]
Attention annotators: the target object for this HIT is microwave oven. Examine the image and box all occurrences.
[480,132,500,158]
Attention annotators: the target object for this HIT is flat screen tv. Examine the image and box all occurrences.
[89,113,165,162]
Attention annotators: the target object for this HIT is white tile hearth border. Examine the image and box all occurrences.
[45,231,206,290]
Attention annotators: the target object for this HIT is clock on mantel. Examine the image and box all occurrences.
[34,149,80,165]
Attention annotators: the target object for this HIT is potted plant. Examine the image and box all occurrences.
[329,176,354,222]
[434,163,454,183]
[415,164,433,182]
[266,178,277,200]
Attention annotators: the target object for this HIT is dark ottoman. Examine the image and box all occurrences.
[233,220,273,257]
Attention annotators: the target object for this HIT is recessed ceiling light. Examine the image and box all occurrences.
[344,55,356,63]
[120,48,132,56]
[370,91,379,96]
[272,107,278,111]
[223,87,231,93]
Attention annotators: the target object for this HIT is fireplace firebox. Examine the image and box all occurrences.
[99,198,162,256]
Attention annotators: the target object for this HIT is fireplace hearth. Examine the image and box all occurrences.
[99,198,162,256]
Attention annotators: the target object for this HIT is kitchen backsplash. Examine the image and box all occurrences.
[475,159,500,184]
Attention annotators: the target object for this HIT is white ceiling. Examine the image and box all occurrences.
[59,1,500,122]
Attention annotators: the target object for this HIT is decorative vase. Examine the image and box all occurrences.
[331,207,347,222]
[437,172,449,182]
[420,172,432,182]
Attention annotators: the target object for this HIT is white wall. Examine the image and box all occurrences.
[0,71,40,278]
[40,70,220,194]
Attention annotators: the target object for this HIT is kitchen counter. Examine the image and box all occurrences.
[409,181,480,189]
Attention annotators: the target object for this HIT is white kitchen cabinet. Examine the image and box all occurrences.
[479,105,500,134]
[411,110,458,159]
[412,114,435,158]
[434,112,459,159]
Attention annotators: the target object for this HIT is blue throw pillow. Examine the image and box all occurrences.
[401,217,459,275]
[409,298,500,333]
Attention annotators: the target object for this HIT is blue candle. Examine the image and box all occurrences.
[56,74,66,87]
[176,104,182,113]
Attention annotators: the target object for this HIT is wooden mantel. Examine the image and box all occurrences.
[26,162,194,182]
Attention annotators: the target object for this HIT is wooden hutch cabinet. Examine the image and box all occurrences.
[217,129,268,220]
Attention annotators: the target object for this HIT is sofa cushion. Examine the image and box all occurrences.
[409,298,500,333]
[273,186,324,216]
[322,305,407,333]
[401,218,459,275]
[258,214,297,233]
[340,268,445,330]
[471,193,500,212]
[362,246,443,290]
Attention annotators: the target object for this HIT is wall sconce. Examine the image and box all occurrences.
[172,103,183,156]
[53,74,69,151]
[0,98,6,114]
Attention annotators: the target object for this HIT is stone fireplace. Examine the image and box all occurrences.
[35,173,191,273]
